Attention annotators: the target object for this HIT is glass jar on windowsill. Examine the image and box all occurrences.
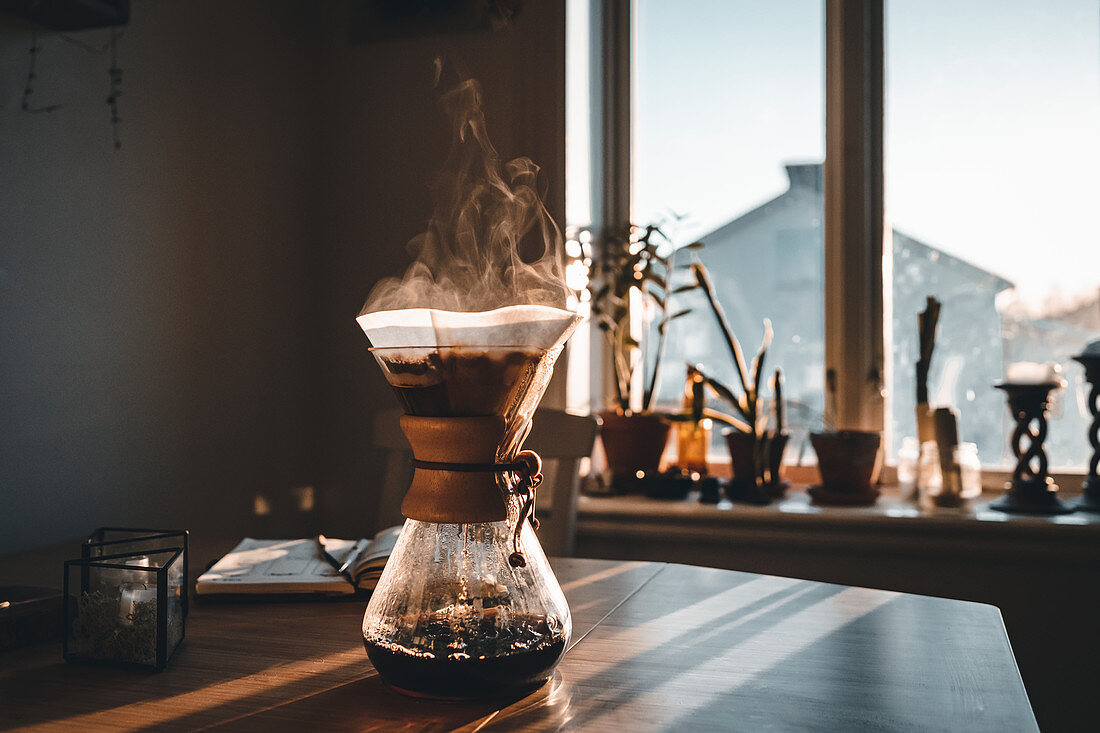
[916,442,982,508]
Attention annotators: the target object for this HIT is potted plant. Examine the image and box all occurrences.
[806,369,882,505]
[582,222,701,489]
[689,262,788,503]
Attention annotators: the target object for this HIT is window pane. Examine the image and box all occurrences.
[633,0,825,454]
[886,0,1100,470]
[566,0,592,229]
[566,0,593,413]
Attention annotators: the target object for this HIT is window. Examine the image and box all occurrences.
[571,0,1100,474]
[885,0,1100,469]
[634,1,825,452]
[569,0,827,454]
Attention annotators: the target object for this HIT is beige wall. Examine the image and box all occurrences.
[0,0,567,551]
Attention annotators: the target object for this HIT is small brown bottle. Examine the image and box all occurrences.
[675,365,711,475]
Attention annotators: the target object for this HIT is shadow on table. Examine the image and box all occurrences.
[662,596,1038,732]
[535,580,846,730]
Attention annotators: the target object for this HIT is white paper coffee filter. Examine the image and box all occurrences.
[357,305,582,351]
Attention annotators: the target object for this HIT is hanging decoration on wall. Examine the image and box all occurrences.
[107,26,122,149]
[21,32,62,114]
[18,24,127,149]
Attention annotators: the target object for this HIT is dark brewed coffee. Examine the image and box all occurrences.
[377,349,543,417]
[363,614,567,699]
[390,382,451,416]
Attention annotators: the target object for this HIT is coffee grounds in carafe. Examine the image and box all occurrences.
[363,614,567,699]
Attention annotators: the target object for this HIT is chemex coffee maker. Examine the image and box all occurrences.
[356,305,581,699]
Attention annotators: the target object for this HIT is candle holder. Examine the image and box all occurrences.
[63,547,186,671]
[83,528,189,616]
[1072,352,1100,512]
[990,381,1074,515]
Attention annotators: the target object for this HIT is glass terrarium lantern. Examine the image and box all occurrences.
[83,527,190,616]
[358,306,580,699]
[63,547,185,671]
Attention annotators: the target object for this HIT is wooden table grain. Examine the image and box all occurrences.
[0,555,1036,732]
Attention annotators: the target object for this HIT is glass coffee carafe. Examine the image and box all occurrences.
[359,309,579,700]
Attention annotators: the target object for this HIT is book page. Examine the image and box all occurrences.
[354,526,403,576]
[196,538,354,595]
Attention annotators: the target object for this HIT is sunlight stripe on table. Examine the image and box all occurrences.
[49,647,367,732]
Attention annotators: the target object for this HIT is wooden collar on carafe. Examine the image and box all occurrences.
[399,415,542,567]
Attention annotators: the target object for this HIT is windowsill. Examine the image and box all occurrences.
[700,458,1090,494]
[576,484,1100,562]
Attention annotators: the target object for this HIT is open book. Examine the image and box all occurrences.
[195,527,402,597]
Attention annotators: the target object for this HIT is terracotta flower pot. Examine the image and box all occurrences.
[598,412,671,486]
[809,430,882,493]
[724,431,790,501]
[724,431,758,486]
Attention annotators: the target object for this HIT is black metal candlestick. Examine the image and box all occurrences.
[990,380,1075,515]
[1073,352,1100,512]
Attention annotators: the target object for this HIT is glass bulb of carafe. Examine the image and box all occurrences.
[362,519,570,699]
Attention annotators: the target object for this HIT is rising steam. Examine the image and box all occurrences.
[361,74,570,315]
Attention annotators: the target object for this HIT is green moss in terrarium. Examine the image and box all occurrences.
[70,591,157,666]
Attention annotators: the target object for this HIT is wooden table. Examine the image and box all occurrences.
[1,557,1037,732]
[575,487,1100,732]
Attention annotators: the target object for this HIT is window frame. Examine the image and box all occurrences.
[823,0,885,436]
[585,0,1087,486]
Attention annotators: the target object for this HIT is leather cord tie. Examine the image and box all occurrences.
[409,451,543,568]
[409,459,530,473]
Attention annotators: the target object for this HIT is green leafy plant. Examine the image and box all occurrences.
[689,261,787,488]
[583,222,702,414]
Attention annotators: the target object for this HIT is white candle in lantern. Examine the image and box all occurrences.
[118,560,155,626]
[117,555,152,591]
[118,583,157,624]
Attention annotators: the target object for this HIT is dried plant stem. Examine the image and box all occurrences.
[643,328,666,412]
[692,262,758,436]
[774,368,785,432]
[643,252,683,412]
[692,263,752,403]
[610,331,630,411]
